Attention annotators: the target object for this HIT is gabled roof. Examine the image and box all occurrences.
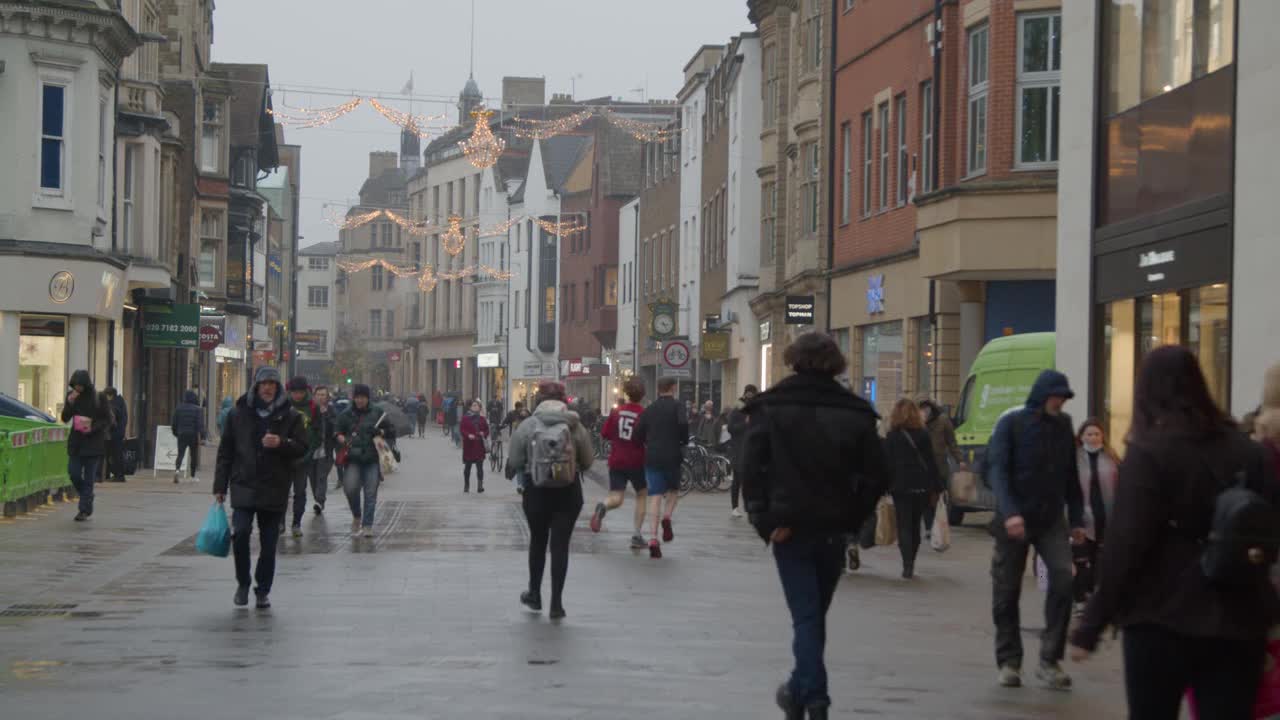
[299,241,338,256]
[209,62,278,170]
[510,134,592,204]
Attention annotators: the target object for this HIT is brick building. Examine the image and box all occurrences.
[831,0,1060,413]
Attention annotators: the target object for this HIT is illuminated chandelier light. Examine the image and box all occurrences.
[440,216,468,256]
[460,108,506,169]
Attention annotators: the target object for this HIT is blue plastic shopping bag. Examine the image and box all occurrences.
[195,502,231,558]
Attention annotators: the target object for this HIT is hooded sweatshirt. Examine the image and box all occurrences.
[985,370,1085,535]
[213,366,307,511]
[60,369,113,457]
[171,390,205,438]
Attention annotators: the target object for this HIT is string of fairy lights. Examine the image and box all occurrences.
[269,97,447,139]
[324,208,584,256]
[334,256,514,294]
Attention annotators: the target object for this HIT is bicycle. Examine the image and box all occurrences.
[680,440,731,494]
[489,428,505,473]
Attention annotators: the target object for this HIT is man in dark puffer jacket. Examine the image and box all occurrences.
[61,369,114,521]
[213,367,308,609]
[171,390,205,483]
[741,333,889,720]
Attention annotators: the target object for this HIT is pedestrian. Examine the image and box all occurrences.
[213,366,307,609]
[916,394,964,533]
[588,376,649,548]
[726,385,759,519]
[444,393,460,446]
[432,389,444,426]
[500,401,529,433]
[415,393,429,438]
[740,332,889,720]
[216,396,233,435]
[685,399,697,428]
[635,377,689,559]
[103,387,128,482]
[883,397,942,579]
[335,384,388,538]
[283,377,314,538]
[60,370,113,521]
[171,389,205,483]
[307,385,338,517]
[460,399,489,493]
[1072,418,1120,608]
[695,400,718,446]
[505,381,593,620]
[1257,362,1280,467]
[987,369,1086,690]
[1070,346,1279,718]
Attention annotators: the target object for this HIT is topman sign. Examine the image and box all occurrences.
[1138,250,1176,268]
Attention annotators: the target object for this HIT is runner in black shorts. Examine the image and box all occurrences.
[590,378,649,548]
[634,377,689,559]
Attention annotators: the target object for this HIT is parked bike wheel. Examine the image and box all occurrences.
[679,460,695,496]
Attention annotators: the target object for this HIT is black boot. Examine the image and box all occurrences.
[806,705,829,720]
[234,586,249,607]
[776,684,803,720]
[520,590,542,612]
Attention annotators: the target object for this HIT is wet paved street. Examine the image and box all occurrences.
[0,432,1129,719]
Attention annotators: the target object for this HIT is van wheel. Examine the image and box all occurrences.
[948,506,966,527]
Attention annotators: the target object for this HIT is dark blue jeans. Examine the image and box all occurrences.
[232,508,283,595]
[773,533,845,708]
[68,455,100,515]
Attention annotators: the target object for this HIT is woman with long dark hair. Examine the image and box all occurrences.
[1070,346,1278,718]
[459,399,489,493]
[883,397,941,579]
[1072,418,1121,608]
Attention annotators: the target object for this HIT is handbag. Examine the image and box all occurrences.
[930,494,951,552]
[195,502,231,558]
[950,468,978,506]
[72,415,93,433]
[874,495,897,546]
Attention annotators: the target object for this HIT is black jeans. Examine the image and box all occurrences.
[106,436,126,480]
[522,482,583,608]
[289,464,308,527]
[991,515,1074,668]
[773,533,845,708]
[175,434,199,476]
[1123,623,1264,720]
[1072,539,1099,603]
[892,491,928,572]
[232,508,283,595]
[463,460,484,491]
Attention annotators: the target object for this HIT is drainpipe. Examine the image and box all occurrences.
[824,0,839,333]
[930,0,944,400]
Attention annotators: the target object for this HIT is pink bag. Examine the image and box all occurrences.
[72,415,92,433]
[1185,632,1280,719]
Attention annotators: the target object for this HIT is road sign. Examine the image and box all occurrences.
[152,425,179,474]
[662,340,691,370]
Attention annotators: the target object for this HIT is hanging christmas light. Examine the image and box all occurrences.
[325,208,434,236]
[268,98,364,128]
[510,109,594,139]
[459,108,506,169]
[440,216,468,256]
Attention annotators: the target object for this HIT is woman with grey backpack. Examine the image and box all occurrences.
[505,381,594,620]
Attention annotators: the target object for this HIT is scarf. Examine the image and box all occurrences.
[1085,447,1107,542]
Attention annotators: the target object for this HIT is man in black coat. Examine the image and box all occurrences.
[741,333,889,720]
[213,366,308,609]
[171,389,205,483]
[61,370,113,521]
[103,387,128,482]
[725,384,758,518]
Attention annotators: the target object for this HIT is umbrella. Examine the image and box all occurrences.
[373,401,413,438]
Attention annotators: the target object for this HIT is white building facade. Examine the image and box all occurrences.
[722,34,763,400]
[615,197,640,375]
[296,241,337,384]
[0,2,139,414]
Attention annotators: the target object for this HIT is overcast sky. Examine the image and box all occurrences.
[211,0,751,250]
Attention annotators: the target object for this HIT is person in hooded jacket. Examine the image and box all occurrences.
[986,369,1086,691]
[505,381,593,620]
[1070,346,1279,718]
[741,332,889,720]
[335,384,391,538]
[213,366,308,609]
[916,395,964,532]
[170,389,205,483]
[459,399,490,493]
[415,393,430,438]
[103,387,128,482]
[61,369,114,521]
[284,377,314,537]
[883,397,943,579]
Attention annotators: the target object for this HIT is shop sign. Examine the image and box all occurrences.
[785,295,816,325]
[387,350,402,363]
[214,346,245,361]
[564,358,587,377]
[523,360,557,377]
[143,303,200,349]
[587,363,611,377]
[48,271,74,304]
[867,274,886,315]
[198,323,224,351]
[477,352,501,368]
[701,331,731,361]
[759,320,772,343]
[1094,227,1231,304]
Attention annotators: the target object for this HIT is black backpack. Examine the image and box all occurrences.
[1200,468,1280,587]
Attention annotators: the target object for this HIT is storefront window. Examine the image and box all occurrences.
[1100,283,1230,453]
[915,317,934,396]
[860,321,904,421]
[18,315,67,418]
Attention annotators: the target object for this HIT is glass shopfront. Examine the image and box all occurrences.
[18,315,67,418]
[860,320,904,421]
[1099,283,1229,451]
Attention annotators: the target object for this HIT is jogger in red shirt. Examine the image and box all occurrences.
[589,377,649,548]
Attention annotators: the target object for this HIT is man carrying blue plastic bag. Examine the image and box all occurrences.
[213,367,307,609]
[196,502,231,557]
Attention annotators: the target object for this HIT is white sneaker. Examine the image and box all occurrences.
[730,507,744,518]
[190,474,200,483]
[361,526,374,538]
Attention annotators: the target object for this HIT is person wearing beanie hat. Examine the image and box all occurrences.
[213,365,308,609]
[335,383,392,538]
[725,384,760,519]
[282,377,313,537]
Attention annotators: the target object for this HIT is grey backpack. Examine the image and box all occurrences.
[528,417,578,488]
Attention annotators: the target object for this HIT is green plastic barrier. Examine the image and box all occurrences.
[0,417,70,505]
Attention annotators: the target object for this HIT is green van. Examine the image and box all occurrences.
[948,332,1056,525]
